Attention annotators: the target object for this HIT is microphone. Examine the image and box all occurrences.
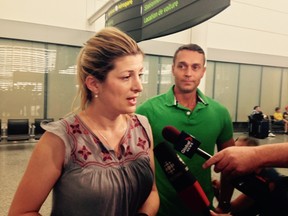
[154,142,210,215]
[162,126,271,207]
[162,126,212,160]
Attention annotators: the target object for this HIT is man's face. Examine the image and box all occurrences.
[172,50,206,94]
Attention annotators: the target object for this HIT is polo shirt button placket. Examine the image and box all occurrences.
[186,111,191,116]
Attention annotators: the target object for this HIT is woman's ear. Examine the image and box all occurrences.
[85,75,100,95]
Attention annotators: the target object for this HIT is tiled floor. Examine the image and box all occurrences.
[1,132,288,215]
[0,140,52,216]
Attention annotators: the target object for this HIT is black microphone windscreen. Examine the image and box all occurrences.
[162,126,180,144]
[154,142,196,191]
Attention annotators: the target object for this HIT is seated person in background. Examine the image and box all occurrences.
[283,105,288,120]
[251,106,265,120]
[273,107,288,134]
[250,106,275,137]
[212,136,288,216]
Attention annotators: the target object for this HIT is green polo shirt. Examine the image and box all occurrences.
[136,85,233,216]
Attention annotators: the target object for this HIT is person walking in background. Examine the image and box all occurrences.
[273,107,288,134]
[137,44,235,215]
[8,27,159,216]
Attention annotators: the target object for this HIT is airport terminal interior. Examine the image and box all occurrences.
[1,0,288,215]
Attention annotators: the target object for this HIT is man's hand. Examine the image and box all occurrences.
[203,146,259,176]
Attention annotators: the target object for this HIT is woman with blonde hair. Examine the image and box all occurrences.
[9,27,159,216]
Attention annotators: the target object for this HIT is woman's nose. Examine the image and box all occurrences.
[133,76,143,92]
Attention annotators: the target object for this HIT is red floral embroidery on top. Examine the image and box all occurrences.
[137,137,146,150]
[70,123,82,134]
[124,145,133,157]
[78,145,92,160]
[101,151,112,161]
[132,117,140,128]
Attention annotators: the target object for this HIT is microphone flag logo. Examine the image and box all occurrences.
[175,131,201,158]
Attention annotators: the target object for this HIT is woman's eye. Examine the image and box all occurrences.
[123,76,130,80]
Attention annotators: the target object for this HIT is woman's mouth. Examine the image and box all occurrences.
[127,97,137,106]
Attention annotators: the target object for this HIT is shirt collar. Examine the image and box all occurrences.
[164,85,208,107]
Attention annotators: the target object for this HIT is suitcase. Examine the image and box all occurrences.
[248,120,258,137]
[254,120,269,139]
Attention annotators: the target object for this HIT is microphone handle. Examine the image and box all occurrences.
[178,181,211,216]
[197,148,212,160]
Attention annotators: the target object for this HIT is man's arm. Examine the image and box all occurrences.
[203,143,288,175]
[216,138,235,213]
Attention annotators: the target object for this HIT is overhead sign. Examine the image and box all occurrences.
[105,0,230,42]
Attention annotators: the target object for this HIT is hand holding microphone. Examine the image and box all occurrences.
[202,146,261,176]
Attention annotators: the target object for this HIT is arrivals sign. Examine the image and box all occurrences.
[105,0,230,42]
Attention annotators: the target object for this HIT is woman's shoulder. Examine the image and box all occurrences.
[41,114,78,138]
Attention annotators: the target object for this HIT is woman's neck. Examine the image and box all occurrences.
[80,108,128,152]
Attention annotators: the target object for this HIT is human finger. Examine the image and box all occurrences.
[202,152,223,169]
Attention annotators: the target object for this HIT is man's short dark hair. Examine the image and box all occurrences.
[173,44,206,64]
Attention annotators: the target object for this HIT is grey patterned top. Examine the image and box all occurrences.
[42,114,154,216]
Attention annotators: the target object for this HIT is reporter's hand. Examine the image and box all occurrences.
[203,146,259,176]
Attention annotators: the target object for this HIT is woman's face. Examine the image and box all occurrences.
[96,54,144,115]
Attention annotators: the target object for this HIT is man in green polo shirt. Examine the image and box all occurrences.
[136,44,235,216]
